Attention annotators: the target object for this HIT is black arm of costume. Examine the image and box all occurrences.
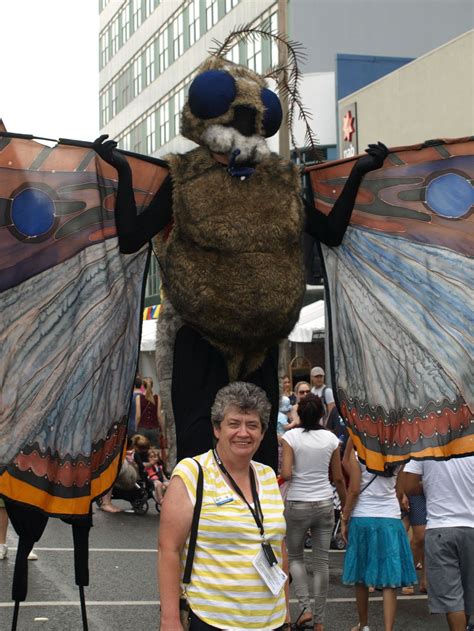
[114,167,173,254]
[304,142,389,247]
[303,166,364,247]
[93,135,173,253]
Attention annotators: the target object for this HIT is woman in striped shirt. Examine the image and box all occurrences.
[158,382,288,630]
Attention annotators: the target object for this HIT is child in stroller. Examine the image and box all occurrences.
[98,435,159,515]
[143,448,170,505]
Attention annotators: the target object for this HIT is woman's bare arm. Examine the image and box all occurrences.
[340,440,361,541]
[329,447,346,508]
[157,475,194,630]
[280,440,294,481]
[135,396,141,430]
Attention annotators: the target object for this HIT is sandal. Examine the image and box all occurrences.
[402,586,415,595]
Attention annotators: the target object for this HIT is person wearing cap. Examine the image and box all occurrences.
[310,367,335,424]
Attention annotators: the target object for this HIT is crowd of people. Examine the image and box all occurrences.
[157,372,473,631]
[4,367,470,631]
[30,365,467,629]
[100,373,170,514]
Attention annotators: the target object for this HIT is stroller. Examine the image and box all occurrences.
[96,453,161,515]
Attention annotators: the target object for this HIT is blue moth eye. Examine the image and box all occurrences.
[261,88,282,137]
[188,70,236,120]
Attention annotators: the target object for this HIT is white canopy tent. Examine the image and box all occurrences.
[139,319,159,386]
[288,300,325,342]
[140,319,157,351]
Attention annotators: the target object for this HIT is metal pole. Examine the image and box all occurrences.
[277,0,290,160]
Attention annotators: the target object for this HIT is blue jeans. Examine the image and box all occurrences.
[284,498,334,623]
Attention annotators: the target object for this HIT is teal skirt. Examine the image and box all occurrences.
[342,517,417,588]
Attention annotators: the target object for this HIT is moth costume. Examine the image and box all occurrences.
[94,54,387,471]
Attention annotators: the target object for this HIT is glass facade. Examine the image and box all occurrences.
[99,0,243,71]
[99,2,282,146]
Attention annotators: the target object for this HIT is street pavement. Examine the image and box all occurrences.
[0,499,447,631]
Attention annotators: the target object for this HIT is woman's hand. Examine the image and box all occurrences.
[341,517,349,544]
[354,141,389,175]
[400,493,410,513]
[159,618,185,631]
[93,134,131,173]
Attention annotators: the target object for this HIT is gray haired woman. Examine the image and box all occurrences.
[158,382,289,631]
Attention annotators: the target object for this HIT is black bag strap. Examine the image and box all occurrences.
[359,474,377,494]
[182,459,203,585]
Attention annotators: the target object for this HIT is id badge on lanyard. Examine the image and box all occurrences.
[213,449,287,593]
[252,546,287,596]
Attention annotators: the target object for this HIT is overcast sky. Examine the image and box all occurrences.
[1,0,99,141]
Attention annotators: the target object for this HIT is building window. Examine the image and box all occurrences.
[205,0,218,30]
[145,256,161,302]
[270,12,279,67]
[132,124,143,153]
[225,43,239,64]
[159,101,170,146]
[145,0,158,18]
[247,34,262,74]
[145,42,155,85]
[100,91,110,127]
[120,4,130,44]
[225,0,238,12]
[121,80,130,109]
[100,31,109,68]
[133,57,143,97]
[172,12,184,60]
[173,88,185,136]
[188,0,200,46]
[111,83,118,118]
[146,112,156,154]
[121,130,131,151]
[158,30,169,73]
[132,0,142,31]
[111,17,119,56]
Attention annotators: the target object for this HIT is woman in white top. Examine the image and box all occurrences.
[281,393,346,631]
[341,439,417,631]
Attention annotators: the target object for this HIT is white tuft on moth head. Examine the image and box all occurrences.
[201,125,271,163]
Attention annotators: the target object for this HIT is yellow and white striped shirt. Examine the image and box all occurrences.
[172,450,286,630]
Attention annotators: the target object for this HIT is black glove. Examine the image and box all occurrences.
[93,134,130,172]
[353,141,389,175]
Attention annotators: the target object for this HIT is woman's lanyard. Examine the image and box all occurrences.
[213,449,278,567]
